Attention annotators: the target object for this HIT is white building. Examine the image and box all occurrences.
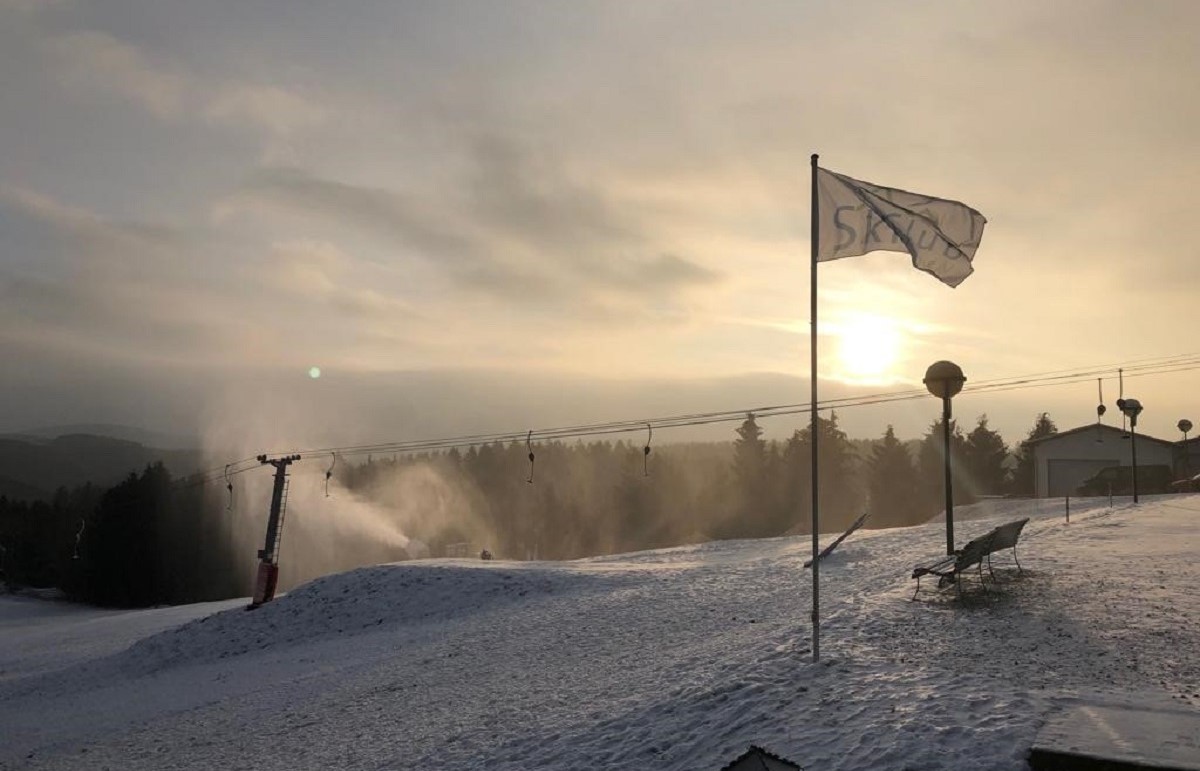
[1026,423,1176,497]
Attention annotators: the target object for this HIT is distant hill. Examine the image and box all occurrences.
[0,433,205,502]
[10,424,198,450]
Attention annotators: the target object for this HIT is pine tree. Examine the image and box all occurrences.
[963,415,1010,496]
[733,413,767,490]
[783,412,863,533]
[780,430,810,534]
[725,413,773,538]
[1008,413,1058,495]
[917,416,974,519]
[867,425,920,528]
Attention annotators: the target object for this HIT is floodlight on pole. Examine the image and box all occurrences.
[924,360,966,555]
[1180,419,1193,476]
[1117,398,1143,503]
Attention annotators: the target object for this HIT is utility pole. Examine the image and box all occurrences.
[249,454,300,608]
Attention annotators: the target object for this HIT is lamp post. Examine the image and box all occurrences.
[924,361,966,555]
[1179,419,1193,476]
[1117,398,1143,503]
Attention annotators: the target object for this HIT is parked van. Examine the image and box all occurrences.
[1074,465,1174,496]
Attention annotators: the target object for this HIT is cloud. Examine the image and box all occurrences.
[231,166,508,285]
[0,186,254,366]
[619,253,720,290]
[42,28,325,140]
[223,144,724,310]
[3,187,442,374]
[256,240,419,323]
[204,83,327,138]
[45,30,187,119]
[0,185,183,279]
[0,0,64,14]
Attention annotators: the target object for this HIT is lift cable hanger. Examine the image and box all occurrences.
[643,423,653,477]
[325,452,339,497]
[72,518,85,560]
[526,430,535,484]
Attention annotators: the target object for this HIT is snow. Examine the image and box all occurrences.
[2,496,1199,770]
[1032,704,1200,769]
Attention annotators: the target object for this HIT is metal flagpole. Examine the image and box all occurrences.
[810,153,820,663]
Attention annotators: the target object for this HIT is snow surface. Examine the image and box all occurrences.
[2,496,1199,770]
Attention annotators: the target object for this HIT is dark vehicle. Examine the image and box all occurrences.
[1075,465,1175,496]
[1170,472,1200,493]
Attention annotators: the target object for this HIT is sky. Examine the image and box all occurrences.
[2,0,1199,452]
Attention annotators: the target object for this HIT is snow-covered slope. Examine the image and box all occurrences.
[2,497,1198,770]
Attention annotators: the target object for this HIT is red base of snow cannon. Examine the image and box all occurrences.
[248,560,279,609]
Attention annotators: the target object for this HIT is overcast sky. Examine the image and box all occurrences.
[2,0,1198,451]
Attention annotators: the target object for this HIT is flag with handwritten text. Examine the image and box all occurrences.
[816,168,986,288]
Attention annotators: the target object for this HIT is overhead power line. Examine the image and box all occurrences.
[184,352,1200,483]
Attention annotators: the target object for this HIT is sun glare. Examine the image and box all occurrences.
[834,314,903,384]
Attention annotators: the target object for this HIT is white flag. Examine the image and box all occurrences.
[816,167,986,288]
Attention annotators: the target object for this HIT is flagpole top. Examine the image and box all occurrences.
[811,153,819,166]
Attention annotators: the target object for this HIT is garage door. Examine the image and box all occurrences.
[1047,458,1118,497]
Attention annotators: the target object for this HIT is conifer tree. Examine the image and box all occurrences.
[784,412,863,532]
[963,415,1010,496]
[867,425,920,527]
[1008,413,1058,495]
[724,413,772,538]
[917,416,973,518]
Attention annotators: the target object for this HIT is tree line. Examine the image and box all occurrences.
[0,463,243,606]
[340,411,1059,560]
[0,412,1059,606]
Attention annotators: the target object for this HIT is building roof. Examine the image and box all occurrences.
[720,745,804,771]
[1024,423,1177,449]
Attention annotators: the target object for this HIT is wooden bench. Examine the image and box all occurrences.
[911,517,1029,599]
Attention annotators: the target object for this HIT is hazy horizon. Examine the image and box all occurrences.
[2,363,1193,453]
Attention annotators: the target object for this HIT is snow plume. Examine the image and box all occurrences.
[271,469,413,591]
[198,388,482,592]
[254,460,493,590]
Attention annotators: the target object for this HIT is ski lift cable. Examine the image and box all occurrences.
[247,353,1200,464]
[193,353,1200,482]
[258,362,1200,464]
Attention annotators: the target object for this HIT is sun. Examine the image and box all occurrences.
[834,314,903,384]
